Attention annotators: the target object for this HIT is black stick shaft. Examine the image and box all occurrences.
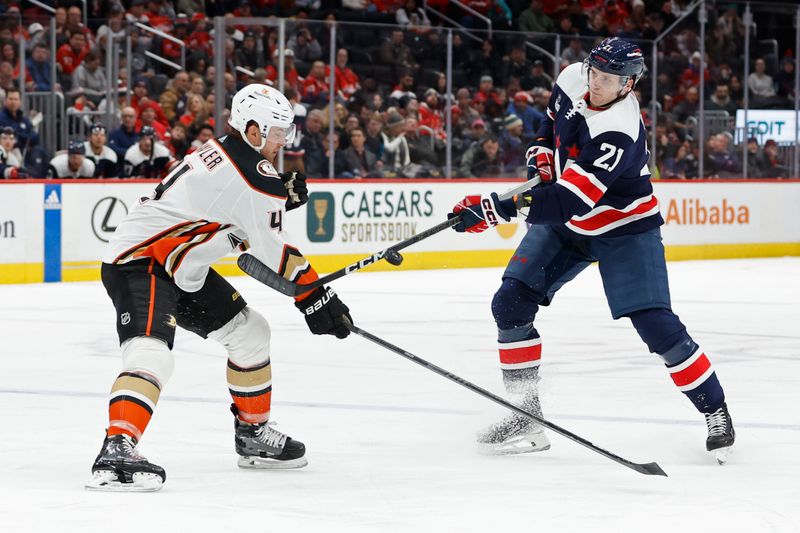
[349,324,667,477]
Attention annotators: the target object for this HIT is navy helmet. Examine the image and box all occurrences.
[585,37,645,86]
[68,139,85,155]
[140,125,156,137]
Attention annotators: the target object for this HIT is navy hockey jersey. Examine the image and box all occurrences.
[527,62,662,236]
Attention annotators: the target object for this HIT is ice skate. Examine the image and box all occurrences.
[477,388,551,455]
[232,405,308,469]
[86,434,165,492]
[705,402,735,464]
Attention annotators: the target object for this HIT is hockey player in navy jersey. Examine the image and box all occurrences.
[449,38,734,463]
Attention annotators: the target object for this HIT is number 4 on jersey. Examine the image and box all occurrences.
[268,210,283,232]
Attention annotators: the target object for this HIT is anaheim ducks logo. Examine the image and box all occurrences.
[256,159,277,177]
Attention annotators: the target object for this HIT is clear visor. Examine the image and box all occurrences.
[264,124,296,145]
[586,64,628,90]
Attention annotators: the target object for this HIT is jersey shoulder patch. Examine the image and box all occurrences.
[555,62,587,102]
[219,135,287,199]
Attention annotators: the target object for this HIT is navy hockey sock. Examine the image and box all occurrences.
[629,308,725,413]
[492,278,544,393]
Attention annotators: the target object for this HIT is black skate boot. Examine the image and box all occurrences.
[477,386,551,455]
[85,433,166,492]
[704,402,735,464]
[231,405,308,469]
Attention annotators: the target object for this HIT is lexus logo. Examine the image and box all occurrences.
[91,197,128,242]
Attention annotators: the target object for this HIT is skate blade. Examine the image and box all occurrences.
[477,432,551,456]
[713,445,734,465]
[85,470,164,492]
[237,456,308,470]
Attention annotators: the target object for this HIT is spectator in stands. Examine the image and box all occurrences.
[83,123,119,178]
[364,113,385,157]
[96,5,127,55]
[501,45,533,86]
[416,30,447,69]
[190,75,207,98]
[561,36,588,65]
[57,32,90,85]
[419,88,445,140]
[301,109,327,177]
[389,69,417,106]
[381,110,411,176]
[584,10,608,39]
[179,93,214,139]
[26,23,48,54]
[707,22,737,67]
[662,140,697,179]
[506,91,542,141]
[679,51,710,89]
[165,122,190,159]
[745,137,769,178]
[776,58,795,106]
[47,140,96,179]
[138,101,169,140]
[761,139,788,178]
[499,114,525,174]
[518,0,555,33]
[458,135,503,177]
[324,131,351,178]
[71,51,108,107]
[160,70,191,123]
[523,59,553,91]
[673,86,699,132]
[396,0,431,27]
[0,127,26,178]
[342,127,382,177]
[188,123,215,153]
[176,0,204,16]
[404,116,439,170]
[705,83,737,116]
[289,26,322,72]
[331,48,361,101]
[123,126,171,178]
[705,133,741,178]
[339,114,361,150]
[162,17,190,64]
[108,106,139,161]
[380,29,418,77]
[0,88,39,150]
[302,61,330,107]
[728,74,744,106]
[266,49,301,94]
[235,30,264,73]
[26,43,54,92]
[471,40,500,83]
[748,58,777,106]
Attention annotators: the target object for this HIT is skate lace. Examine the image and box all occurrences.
[254,423,287,449]
[705,409,728,436]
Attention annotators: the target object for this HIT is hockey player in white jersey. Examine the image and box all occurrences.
[122,125,172,178]
[46,140,96,178]
[449,38,734,463]
[83,123,119,177]
[87,84,354,492]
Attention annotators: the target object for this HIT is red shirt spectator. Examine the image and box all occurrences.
[266,49,302,93]
[418,89,446,140]
[57,33,89,77]
[301,61,329,104]
[326,49,360,99]
[188,15,213,58]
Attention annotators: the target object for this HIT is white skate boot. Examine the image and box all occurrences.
[477,387,551,455]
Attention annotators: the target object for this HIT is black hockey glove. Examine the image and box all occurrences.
[280,171,308,211]
[295,286,352,339]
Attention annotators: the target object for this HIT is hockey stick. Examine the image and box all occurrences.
[347,323,668,477]
[237,177,541,297]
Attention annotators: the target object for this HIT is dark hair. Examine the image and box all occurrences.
[5,87,20,98]
[197,123,214,134]
[350,127,365,137]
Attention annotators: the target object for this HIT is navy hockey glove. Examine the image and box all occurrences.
[449,193,518,233]
[526,138,555,184]
[295,286,352,339]
[280,171,308,211]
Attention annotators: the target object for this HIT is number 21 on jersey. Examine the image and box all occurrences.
[594,143,624,172]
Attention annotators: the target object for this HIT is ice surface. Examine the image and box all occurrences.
[1,258,799,532]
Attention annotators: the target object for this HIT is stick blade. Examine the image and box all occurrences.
[633,462,668,477]
[237,253,299,297]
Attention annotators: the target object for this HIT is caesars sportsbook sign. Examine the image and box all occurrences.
[287,182,526,254]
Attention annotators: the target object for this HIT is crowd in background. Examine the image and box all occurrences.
[0,0,796,179]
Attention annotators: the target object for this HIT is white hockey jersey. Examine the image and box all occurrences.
[46,153,96,178]
[84,141,119,177]
[103,135,315,294]
[123,141,171,178]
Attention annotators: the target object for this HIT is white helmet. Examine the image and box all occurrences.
[228,84,296,151]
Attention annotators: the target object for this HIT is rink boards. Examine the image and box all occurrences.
[1,178,799,284]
